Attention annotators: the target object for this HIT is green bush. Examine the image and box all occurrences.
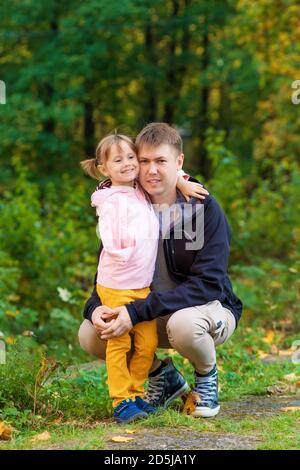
[0,156,98,347]
[0,337,46,414]
[0,337,110,428]
[205,129,300,263]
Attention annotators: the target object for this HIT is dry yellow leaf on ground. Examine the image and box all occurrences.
[182,392,200,415]
[125,429,136,434]
[257,350,269,359]
[50,417,62,425]
[0,421,12,440]
[30,431,51,443]
[110,436,135,443]
[283,373,300,382]
[278,349,293,356]
[263,331,275,344]
[5,336,15,345]
[280,406,300,413]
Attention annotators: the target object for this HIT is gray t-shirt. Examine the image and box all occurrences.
[151,237,178,293]
[151,200,179,293]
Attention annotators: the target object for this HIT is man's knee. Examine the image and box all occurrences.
[166,309,200,348]
[78,319,106,359]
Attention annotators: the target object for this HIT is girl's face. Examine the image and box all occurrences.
[98,141,139,186]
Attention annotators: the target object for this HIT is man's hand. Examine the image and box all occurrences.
[100,306,133,339]
[91,306,116,335]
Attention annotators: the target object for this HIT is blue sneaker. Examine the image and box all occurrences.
[135,396,158,414]
[113,399,147,423]
[191,364,220,418]
[145,358,189,408]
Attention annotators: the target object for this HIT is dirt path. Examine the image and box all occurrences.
[105,395,300,450]
[38,394,299,451]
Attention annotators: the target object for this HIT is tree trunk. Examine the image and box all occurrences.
[144,23,158,123]
[193,24,210,178]
[84,102,95,156]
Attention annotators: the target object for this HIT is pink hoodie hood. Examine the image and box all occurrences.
[91,185,137,215]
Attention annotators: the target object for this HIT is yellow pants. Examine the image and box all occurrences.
[97,285,158,407]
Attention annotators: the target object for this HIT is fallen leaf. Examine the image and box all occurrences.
[50,417,62,425]
[110,436,134,443]
[288,268,298,274]
[125,429,136,434]
[30,431,51,443]
[263,331,275,344]
[278,319,292,326]
[280,406,300,413]
[267,383,290,395]
[283,373,300,382]
[22,330,35,337]
[182,391,200,415]
[5,336,15,345]
[257,350,269,359]
[278,349,293,356]
[0,421,12,440]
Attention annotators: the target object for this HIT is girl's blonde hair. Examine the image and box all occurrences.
[80,133,137,180]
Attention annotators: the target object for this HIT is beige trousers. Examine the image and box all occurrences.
[78,300,236,375]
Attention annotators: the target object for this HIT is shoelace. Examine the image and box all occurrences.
[145,371,166,404]
[194,370,218,407]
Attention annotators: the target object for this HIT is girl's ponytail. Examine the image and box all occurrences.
[80,158,101,180]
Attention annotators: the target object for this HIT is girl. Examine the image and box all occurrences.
[81,133,208,423]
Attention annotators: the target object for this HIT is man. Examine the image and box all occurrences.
[78,122,243,418]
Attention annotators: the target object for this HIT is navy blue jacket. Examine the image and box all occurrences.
[83,184,243,327]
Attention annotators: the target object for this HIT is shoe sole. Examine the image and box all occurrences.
[164,381,190,408]
[114,411,148,424]
[191,405,220,418]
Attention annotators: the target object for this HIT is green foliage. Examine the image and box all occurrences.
[0,337,46,414]
[0,337,110,428]
[42,368,111,420]
[0,158,97,322]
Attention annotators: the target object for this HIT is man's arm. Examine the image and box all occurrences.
[83,244,103,322]
[83,272,102,322]
[126,196,231,325]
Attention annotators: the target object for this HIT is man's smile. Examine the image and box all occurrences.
[147,179,161,183]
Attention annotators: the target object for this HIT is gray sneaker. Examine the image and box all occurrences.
[145,358,189,408]
[191,364,220,418]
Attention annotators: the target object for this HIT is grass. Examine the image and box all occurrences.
[0,322,299,450]
[1,408,299,450]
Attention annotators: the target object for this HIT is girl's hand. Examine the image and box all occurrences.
[91,305,116,333]
[177,177,209,202]
[101,306,133,339]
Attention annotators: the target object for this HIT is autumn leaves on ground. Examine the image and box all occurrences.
[0,325,299,450]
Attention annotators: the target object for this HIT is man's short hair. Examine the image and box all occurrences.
[135,122,183,155]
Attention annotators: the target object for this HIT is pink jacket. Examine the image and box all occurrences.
[91,183,159,290]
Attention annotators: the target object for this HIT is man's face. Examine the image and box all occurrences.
[138,144,184,203]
